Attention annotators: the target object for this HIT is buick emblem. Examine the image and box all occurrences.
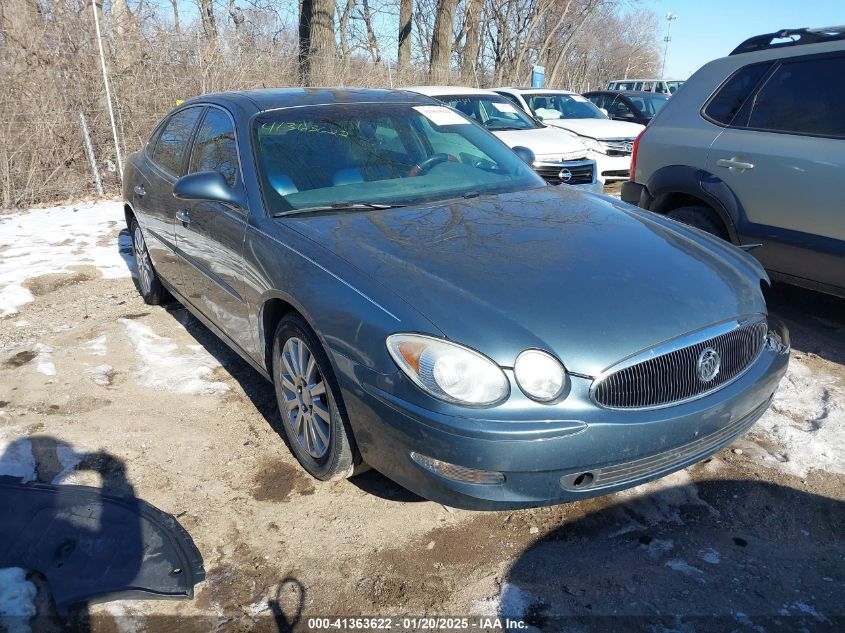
[558,168,572,182]
[696,347,721,382]
[624,142,633,152]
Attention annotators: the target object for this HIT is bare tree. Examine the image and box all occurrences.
[430,0,457,82]
[459,0,482,83]
[397,0,413,73]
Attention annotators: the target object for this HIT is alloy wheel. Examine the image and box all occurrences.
[133,225,154,295]
[279,337,331,459]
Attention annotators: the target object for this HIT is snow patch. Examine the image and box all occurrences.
[0,568,36,633]
[32,344,55,377]
[470,582,543,622]
[642,538,674,559]
[698,548,720,565]
[0,434,35,482]
[614,470,717,526]
[665,559,704,578]
[85,364,115,386]
[84,335,108,356]
[752,356,845,477]
[0,201,131,316]
[121,319,228,396]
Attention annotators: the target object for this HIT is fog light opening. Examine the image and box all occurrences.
[410,452,504,485]
[572,472,594,488]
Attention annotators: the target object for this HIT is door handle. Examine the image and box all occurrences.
[716,157,755,171]
[133,184,146,197]
[176,209,191,226]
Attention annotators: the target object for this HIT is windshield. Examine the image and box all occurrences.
[253,103,544,213]
[434,95,540,131]
[524,93,607,120]
[628,94,669,117]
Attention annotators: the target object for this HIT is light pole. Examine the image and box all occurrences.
[662,12,678,78]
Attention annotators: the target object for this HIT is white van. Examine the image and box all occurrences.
[606,79,685,95]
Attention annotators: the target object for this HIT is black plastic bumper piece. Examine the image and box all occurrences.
[0,476,205,613]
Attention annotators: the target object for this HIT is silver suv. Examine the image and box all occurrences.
[623,26,845,298]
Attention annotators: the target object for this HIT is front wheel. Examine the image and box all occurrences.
[272,314,357,480]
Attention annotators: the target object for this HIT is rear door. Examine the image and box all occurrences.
[176,106,252,354]
[134,106,204,288]
[706,52,845,291]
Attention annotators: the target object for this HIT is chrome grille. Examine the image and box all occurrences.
[592,319,768,409]
[533,160,595,185]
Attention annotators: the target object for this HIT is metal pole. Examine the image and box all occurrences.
[662,13,677,78]
[79,112,104,196]
[91,0,123,181]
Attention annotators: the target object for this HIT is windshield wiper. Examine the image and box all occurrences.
[273,202,405,217]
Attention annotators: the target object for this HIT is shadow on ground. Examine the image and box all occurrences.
[502,479,844,632]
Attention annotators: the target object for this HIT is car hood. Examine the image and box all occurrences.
[280,187,767,376]
[543,118,644,140]
[493,128,589,160]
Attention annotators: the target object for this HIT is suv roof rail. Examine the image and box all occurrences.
[730,25,845,55]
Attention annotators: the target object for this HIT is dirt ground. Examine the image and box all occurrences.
[0,202,843,632]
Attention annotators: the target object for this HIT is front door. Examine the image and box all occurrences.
[175,106,252,354]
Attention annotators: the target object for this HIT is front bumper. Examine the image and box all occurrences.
[593,153,632,184]
[334,325,789,510]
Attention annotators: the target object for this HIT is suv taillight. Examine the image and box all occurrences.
[630,128,647,183]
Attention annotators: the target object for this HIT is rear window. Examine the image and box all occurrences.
[703,63,772,126]
[747,55,845,138]
[151,107,203,175]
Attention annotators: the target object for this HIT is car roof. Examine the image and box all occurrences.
[496,87,576,95]
[585,90,668,97]
[607,79,680,83]
[405,85,500,97]
[178,88,437,114]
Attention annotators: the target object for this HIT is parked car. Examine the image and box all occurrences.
[405,86,600,191]
[494,88,644,183]
[606,79,685,95]
[622,25,845,298]
[584,90,669,126]
[124,88,789,510]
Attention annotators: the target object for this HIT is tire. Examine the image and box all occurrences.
[666,206,729,241]
[130,218,170,305]
[272,314,356,481]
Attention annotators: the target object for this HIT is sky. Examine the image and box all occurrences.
[643,0,845,78]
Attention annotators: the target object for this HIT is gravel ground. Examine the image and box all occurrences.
[0,200,842,632]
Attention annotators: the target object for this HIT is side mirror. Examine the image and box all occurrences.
[599,108,609,117]
[173,171,244,207]
[511,146,536,166]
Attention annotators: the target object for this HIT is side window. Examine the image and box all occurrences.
[151,107,203,176]
[641,82,654,92]
[703,62,772,126]
[189,108,240,186]
[747,55,845,137]
[495,91,526,112]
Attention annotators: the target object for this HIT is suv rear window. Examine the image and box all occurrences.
[747,55,845,138]
[703,62,772,125]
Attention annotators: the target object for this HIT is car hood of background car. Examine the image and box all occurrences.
[542,117,644,140]
[492,128,590,160]
[279,187,767,376]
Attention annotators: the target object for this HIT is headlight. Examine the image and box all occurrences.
[580,137,605,154]
[514,349,567,402]
[386,333,509,406]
